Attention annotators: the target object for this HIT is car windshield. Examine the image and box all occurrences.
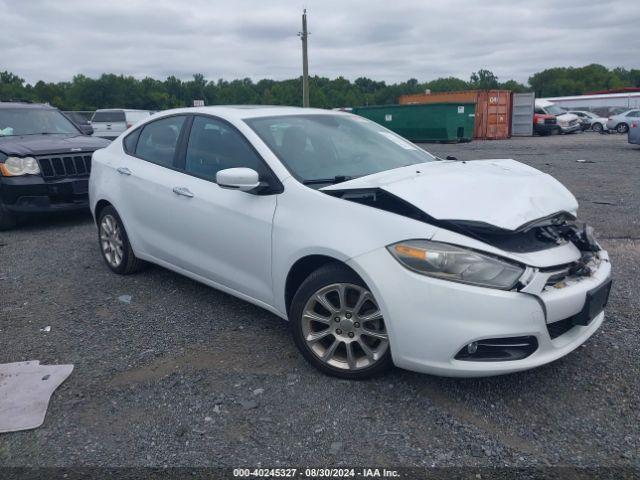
[0,108,80,136]
[245,114,435,185]
[545,105,566,116]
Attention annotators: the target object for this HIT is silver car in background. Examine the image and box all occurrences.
[629,118,640,145]
[606,109,640,134]
[90,109,152,140]
[567,110,608,133]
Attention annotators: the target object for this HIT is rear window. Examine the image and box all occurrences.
[92,111,126,123]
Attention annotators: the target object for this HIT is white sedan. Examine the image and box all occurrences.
[89,106,612,379]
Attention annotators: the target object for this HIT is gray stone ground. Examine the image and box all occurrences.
[1,132,638,469]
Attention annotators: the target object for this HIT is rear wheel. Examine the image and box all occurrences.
[592,122,603,133]
[97,206,143,274]
[0,203,17,230]
[290,263,393,379]
[550,127,561,136]
[617,123,629,134]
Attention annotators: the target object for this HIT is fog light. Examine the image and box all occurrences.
[455,336,538,362]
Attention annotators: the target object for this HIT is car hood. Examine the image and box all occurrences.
[0,134,110,156]
[321,159,579,232]
[557,113,578,122]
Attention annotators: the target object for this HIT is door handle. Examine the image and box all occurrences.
[172,186,194,198]
[116,167,132,176]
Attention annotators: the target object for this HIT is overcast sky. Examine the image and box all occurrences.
[1,0,638,85]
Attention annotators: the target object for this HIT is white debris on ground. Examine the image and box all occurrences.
[0,360,73,433]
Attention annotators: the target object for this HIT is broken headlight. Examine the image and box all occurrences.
[388,240,524,290]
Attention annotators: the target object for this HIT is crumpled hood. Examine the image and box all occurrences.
[0,134,110,156]
[321,159,579,231]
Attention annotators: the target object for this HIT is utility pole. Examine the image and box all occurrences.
[299,9,310,107]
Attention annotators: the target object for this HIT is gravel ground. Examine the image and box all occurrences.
[0,132,638,469]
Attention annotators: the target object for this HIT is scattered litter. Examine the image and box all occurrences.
[40,326,51,333]
[204,416,213,422]
[253,388,264,396]
[239,399,258,410]
[0,360,73,433]
[576,159,595,163]
[118,295,132,304]
[212,405,221,414]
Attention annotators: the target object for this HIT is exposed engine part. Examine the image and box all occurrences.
[327,188,600,254]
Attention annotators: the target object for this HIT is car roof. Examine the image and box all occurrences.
[94,108,150,112]
[0,101,57,110]
[146,105,342,121]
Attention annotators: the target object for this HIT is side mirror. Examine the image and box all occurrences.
[81,124,94,136]
[216,167,260,192]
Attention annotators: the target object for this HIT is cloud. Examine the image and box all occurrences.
[0,0,638,84]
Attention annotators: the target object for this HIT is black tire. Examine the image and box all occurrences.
[0,203,17,231]
[97,205,144,274]
[592,123,603,133]
[616,123,629,134]
[290,262,393,380]
[550,127,561,136]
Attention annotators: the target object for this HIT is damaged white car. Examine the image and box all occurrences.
[89,107,612,379]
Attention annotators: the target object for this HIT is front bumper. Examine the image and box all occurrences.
[348,247,611,377]
[0,175,90,213]
[534,123,559,135]
[559,123,581,133]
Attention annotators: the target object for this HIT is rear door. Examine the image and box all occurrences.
[117,114,189,261]
[91,110,127,139]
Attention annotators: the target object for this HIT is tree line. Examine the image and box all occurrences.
[1,64,639,112]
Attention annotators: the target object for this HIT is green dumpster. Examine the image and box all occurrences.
[351,103,475,143]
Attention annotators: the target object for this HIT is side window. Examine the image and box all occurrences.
[185,116,266,181]
[135,116,186,168]
[627,111,640,118]
[534,107,545,115]
[123,128,141,154]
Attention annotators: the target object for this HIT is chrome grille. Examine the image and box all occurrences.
[37,154,92,179]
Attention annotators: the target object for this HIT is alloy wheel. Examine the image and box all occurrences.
[301,283,389,371]
[100,214,124,268]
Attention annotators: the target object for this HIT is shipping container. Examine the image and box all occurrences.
[351,103,475,143]
[399,90,512,140]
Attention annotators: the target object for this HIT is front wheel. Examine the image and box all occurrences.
[592,123,603,133]
[97,206,144,274]
[290,263,393,379]
[617,123,629,134]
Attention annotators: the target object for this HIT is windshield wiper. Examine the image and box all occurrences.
[302,175,354,185]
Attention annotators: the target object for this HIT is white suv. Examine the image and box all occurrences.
[90,109,151,140]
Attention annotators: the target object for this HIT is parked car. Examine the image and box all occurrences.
[629,119,640,145]
[90,106,612,379]
[533,112,560,136]
[90,109,151,140]
[567,110,609,133]
[535,100,581,134]
[63,111,94,136]
[0,102,110,229]
[606,109,640,134]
